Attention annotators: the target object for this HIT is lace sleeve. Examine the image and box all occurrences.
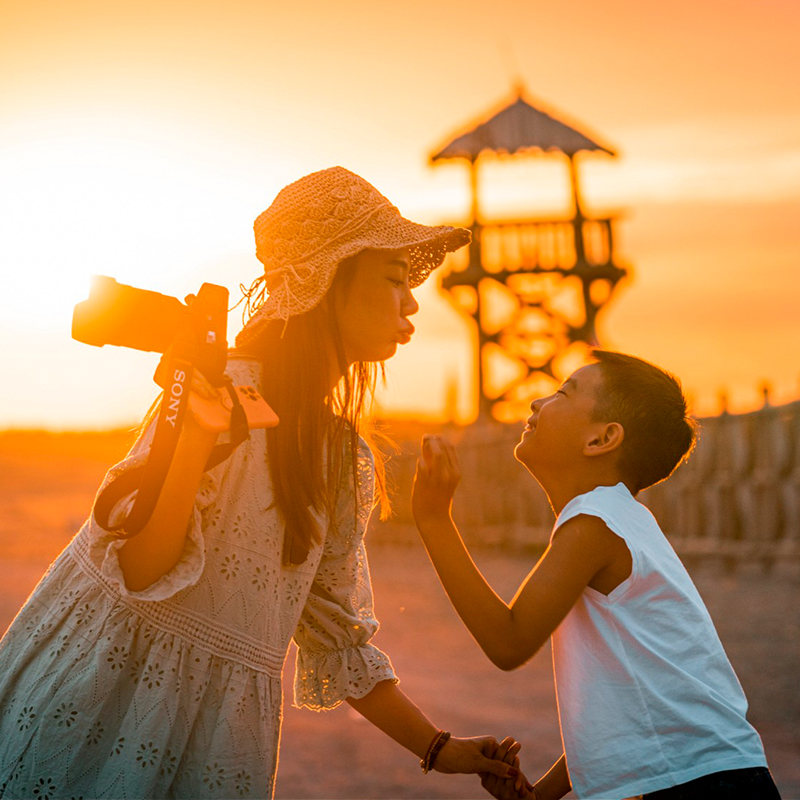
[292,442,398,711]
[85,415,221,602]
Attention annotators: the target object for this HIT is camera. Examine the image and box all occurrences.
[72,276,229,385]
[74,276,278,538]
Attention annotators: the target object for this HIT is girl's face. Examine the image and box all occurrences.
[334,248,419,364]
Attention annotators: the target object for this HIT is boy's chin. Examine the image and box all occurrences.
[514,440,534,468]
[514,441,545,481]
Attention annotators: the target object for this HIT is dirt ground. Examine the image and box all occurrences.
[1,433,798,799]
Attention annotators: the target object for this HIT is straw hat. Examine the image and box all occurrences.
[235,166,471,345]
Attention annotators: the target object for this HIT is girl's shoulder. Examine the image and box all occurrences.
[225,353,262,384]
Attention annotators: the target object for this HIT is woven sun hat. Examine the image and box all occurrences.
[235,166,471,346]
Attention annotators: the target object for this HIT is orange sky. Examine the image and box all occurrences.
[1,0,799,428]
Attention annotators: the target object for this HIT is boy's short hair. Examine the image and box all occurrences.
[590,350,698,493]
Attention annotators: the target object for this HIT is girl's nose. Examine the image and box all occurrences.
[403,286,419,316]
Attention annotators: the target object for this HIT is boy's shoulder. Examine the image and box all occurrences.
[556,482,667,552]
[559,482,637,521]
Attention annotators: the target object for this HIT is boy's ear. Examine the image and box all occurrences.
[584,422,624,457]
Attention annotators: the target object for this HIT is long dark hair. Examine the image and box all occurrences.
[236,256,391,564]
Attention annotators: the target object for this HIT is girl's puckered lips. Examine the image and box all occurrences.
[397,324,415,344]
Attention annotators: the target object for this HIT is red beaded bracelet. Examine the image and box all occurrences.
[421,729,451,774]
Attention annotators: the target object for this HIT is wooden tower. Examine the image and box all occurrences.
[431,89,628,421]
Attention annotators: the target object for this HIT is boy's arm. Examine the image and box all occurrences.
[530,754,571,799]
[481,745,570,800]
[412,436,624,671]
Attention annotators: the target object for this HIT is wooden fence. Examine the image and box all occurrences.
[373,399,800,570]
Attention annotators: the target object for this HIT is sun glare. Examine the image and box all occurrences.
[0,124,258,337]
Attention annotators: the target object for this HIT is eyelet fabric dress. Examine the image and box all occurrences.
[0,357,397,799]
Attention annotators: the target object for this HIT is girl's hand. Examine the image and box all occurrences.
[412,434,461,525]
[433,735,520,782]
[190,367,221,400]
[480,736,532,799]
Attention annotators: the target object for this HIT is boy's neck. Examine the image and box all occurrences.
[537,470,630,515]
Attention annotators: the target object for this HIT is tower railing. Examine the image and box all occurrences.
[478,217,616,274]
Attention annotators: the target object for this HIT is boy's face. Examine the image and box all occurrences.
[514,363,605,473]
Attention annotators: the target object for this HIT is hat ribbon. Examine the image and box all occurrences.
[267,262,315,327]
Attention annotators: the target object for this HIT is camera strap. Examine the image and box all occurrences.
[204,378,250,471]
[93,356,195,538]
[93,362,251,538]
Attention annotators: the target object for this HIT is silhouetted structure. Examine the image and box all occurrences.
[431,89,628,421]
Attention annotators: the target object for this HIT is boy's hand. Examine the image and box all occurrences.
[479,737,532,799]
[432,735,520,781]
[412,434,461,525]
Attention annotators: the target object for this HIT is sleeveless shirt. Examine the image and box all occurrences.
[551,483,766,799]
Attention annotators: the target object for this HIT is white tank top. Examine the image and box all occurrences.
[551,483,767,799]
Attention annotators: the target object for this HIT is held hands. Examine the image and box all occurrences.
[480,737,535,799]
[433,734,521,786]
[412,435,461,526]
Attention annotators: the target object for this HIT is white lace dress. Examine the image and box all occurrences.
[0,357,397,799]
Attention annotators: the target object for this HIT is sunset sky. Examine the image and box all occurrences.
[1,0,799,429]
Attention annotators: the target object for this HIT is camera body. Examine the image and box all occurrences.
[75,276,278,539]
[72,276,229,385]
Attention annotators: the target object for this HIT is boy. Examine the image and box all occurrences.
[412,350,780,800]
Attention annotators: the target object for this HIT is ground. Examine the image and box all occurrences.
[1,431,797,799]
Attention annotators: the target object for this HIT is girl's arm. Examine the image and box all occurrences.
[346,679,523,785]
[411,436,626,671]
[116,404,218,592]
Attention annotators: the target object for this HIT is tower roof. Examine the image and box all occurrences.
[431,91,615,162]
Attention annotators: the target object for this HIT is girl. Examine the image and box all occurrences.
[0,167,521,798]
